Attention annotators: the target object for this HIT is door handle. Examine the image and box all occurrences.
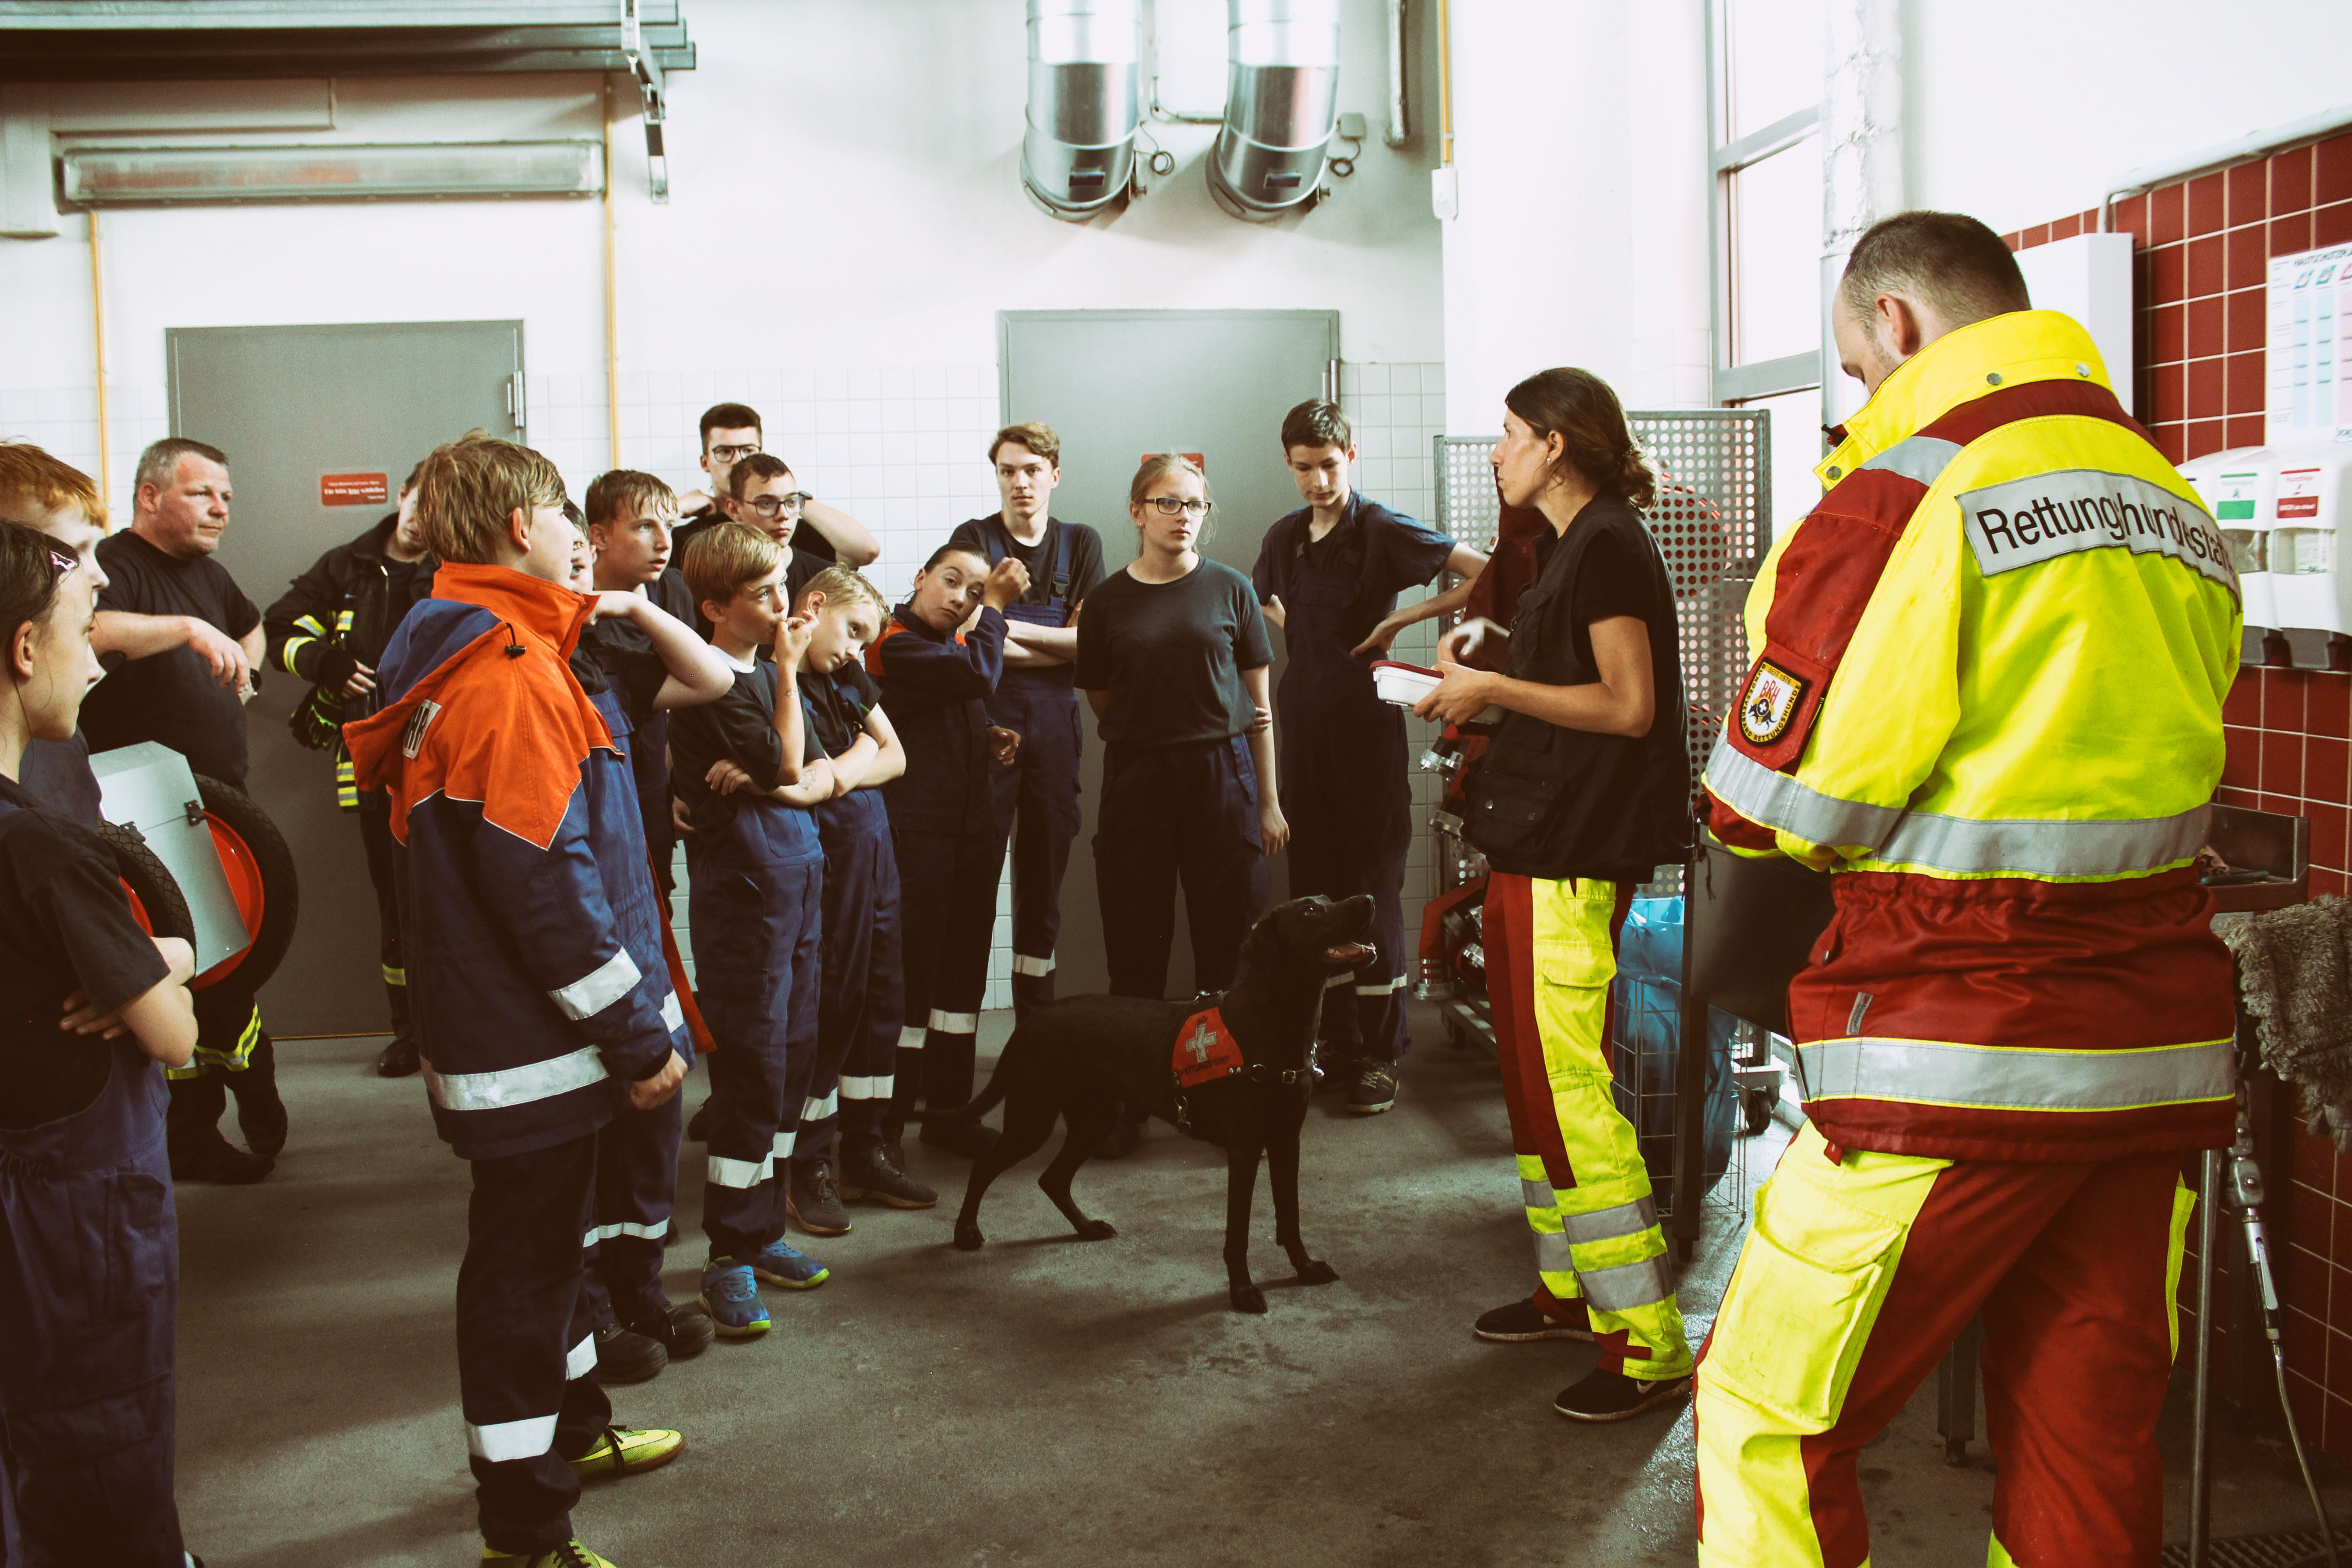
[506,371,527,432]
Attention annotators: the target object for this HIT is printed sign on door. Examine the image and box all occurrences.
[321,473,389,507]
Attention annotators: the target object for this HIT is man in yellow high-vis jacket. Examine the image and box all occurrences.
[1695,212,2240,1568]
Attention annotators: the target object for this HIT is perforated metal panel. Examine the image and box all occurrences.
[1432,410,1769,810]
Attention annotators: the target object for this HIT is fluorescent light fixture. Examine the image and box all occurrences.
[59,139,603,205]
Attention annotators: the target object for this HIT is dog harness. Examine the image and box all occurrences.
[1173,1005,1245,1088]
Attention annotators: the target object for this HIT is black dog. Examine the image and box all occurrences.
[927,894,1377,1312]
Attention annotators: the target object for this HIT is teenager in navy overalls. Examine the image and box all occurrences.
[0,524,201,1568]
[1254,401,1487,1112]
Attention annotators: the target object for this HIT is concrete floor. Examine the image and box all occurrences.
[176,1002,2345,1567]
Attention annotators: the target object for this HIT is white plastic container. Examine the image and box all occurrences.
[2266,440,2352,664]
[2180,446,2275,645]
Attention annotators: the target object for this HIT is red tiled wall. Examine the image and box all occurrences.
[2005,130,2352,1460]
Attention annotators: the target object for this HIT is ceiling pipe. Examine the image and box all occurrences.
[1207,0,1342,222]
[1021,0,1142,222]
[1382,0,1406,149]
[2099,103,2352,232]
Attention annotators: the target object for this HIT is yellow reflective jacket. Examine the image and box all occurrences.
[1703,310,2241,1162]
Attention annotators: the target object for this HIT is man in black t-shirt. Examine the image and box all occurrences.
[942,423,1107,1017]
[82,437,282,1184]
[583,470,700,889]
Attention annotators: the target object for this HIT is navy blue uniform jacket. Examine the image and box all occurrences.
[345,564,689,1161]
[865,603,1006,837]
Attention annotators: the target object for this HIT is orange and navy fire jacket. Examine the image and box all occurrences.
[344,564,689,1161]
[1702,309,2242,1162]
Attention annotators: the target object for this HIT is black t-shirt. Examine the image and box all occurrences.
[1073,559,1272,749]
[805,661,882,756]
[1251,497,1455,648]
[576,568,696,721]
[0,776,172,1129]
[83,531,260,787]
[20,731,105,826]
[1467,497,1690,883]
[668,657,823,833]
[943,515,1107,618]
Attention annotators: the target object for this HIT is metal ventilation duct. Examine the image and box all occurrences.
[1021,0,1142,222]
[1208,0,1342,221]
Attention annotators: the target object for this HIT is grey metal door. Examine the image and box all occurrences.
[166,319,523,1037]
[999,308,1338,997]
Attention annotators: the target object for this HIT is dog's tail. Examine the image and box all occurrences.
[909,1052,1014,1124]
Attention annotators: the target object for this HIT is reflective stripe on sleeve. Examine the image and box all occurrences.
[1561,1196,1661,1247]
[840,1074,893,1099]
[1577,1252,1678,1313]
[382,965,407,987]
[660,991,684,1034]
[1323,971,1352,989]
[565,1333,596,1380]
[1354,976,1405,997]
[422,1047,608,1112]
[1012,952,1054,977]
[279,635,316,675]
[1798,1036,2235,1112]
[583,1219,670,1247]
[467,1415,557,1463]
[549,950,642,1021]
[1705,736,2211,876]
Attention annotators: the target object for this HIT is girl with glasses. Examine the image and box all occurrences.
[1074,456,1289,1072]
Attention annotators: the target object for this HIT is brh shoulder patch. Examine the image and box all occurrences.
[1737,661,1807,747]
[401,699,442,760]
[1172,1005,1245,1088]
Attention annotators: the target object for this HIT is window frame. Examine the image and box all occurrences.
[1707,0,1824,406]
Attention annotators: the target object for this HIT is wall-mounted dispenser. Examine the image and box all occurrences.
[2265,441,2352,670]
[1022,0,1143,222]
[1207,0,1342,222]
[2180,446,2277,666]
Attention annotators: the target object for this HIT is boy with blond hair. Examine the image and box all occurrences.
[0,442,113,823]
[345,435,690,1568]
[781,565,933,1227]
[670,522,834,1334]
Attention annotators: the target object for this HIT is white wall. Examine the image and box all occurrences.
[1439,0,1712,436]
[1904,0,2352,236]
[0,0,1443,529]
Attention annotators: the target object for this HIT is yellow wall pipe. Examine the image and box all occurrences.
[88,209,111,513]
[603,77,622,467]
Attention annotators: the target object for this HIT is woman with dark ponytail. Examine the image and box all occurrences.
[0,520,203,1564]
[1416,367,1695,1425]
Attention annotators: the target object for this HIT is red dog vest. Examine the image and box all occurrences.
[1172,1006,1245,1088]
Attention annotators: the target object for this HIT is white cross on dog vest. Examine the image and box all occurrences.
[1172,1006,1245,1088]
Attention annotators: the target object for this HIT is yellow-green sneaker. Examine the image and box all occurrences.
[480,1539,618,1566]
[567,1424,685,1481]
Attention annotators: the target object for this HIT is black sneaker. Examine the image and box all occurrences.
[374,1035,420,1078]
[591,1322,668,1384]
[170,1137,273,1185]
[1473,1294,1595,1343]
[1346,1063,1398,1115]
[839,1143,938,1209]
[624,1302,715,1361]
[788,1161,853,1236]
[919,1119,1001,1161]
[1553,1368,1690,1422]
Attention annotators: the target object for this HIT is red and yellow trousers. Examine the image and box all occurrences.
[1484,872,1693,1382]
[1695,1122,2195,1568]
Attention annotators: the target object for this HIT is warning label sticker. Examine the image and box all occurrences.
[321,473,388,507]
